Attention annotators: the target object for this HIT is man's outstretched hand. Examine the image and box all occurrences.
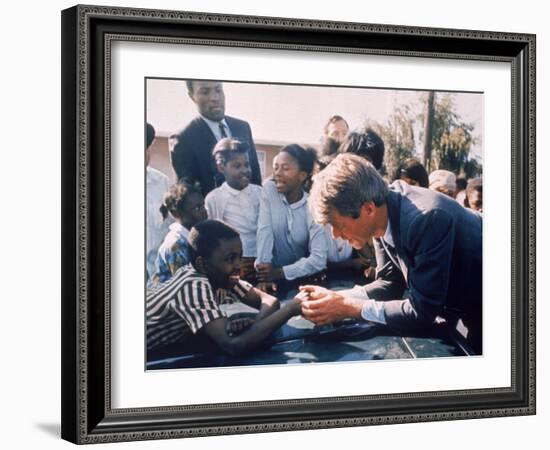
[298,285,363,325]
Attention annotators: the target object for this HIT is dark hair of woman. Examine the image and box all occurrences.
[395,158,429,188]
[279,144,319,191]
[339,129,385,171]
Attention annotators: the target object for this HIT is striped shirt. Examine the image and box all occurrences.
[146,264,252,350]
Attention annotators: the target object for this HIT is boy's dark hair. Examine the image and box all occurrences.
[212,138,250,165]
[339,129,385,171]
[395,158,429,188]
[159,180,202,221]
[146,122,156,149]
[188,220,240,262]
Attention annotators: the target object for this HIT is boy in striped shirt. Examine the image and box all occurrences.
[146,220,304,360]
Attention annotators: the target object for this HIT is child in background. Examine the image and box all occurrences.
[205,138,262,282]
[153,180,207,283]
[394,158,430,188]
[146,220,304,359]
[255,144,328,296]
[465,177,483,213]
[339,129,385,172]
[146,122,171,281]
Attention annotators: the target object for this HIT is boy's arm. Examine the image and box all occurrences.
[202,298,301,356]
[238,286,279,320]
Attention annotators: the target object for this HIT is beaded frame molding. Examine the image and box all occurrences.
[61,4,536,444]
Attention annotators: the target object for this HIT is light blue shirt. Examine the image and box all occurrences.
[255,180,327,280]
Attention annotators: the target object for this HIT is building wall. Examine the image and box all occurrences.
[149,138,286,185]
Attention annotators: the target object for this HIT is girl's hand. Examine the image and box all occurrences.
[256,264,284,282]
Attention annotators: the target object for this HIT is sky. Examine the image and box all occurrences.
[146,79,483,159]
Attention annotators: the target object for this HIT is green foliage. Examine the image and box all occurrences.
[426,93,481,178]
[366,93,481,181]
[366,104,415,180]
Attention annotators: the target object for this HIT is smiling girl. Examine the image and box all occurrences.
[205,138,262,282]
[255,144,328,295]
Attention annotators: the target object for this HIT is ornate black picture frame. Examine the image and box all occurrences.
[61,4,536,444]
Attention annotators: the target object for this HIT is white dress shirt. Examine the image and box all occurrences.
[146,166,172,278]
[381,219,408,282]
[205,182,262,257]
[200,115,232,141]
[349,218,396,325]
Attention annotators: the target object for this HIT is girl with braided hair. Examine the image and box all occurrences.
[153,180,207,283]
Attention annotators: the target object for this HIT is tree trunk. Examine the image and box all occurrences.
[422,91,435,169]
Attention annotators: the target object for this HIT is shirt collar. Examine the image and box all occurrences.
[382,217,394,247]
[221,181,248,196]
[281,190,308,209]
[200,115,229,137]
[169,222,190,239]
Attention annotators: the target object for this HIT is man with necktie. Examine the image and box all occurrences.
[301,153,483,353]
[170,80,262,196]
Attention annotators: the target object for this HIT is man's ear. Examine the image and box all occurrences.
[194,256,207,274]
[360,201,376,218]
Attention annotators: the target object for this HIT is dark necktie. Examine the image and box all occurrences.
[219,122,228,139]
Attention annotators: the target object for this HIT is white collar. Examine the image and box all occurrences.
[200,114,228,129]
[382,218,394,247]
[169,222,190,239]
[281,190,308,209]
[221,181,248,196]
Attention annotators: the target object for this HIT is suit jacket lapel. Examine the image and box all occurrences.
[225,116,243,139]
[386,190,409,282]
[195,117,218,175]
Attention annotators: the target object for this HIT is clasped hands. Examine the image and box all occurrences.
[292,285,364,325]
[254,263,364,325]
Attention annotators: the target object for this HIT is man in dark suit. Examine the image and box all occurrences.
[170,80,262,196]
[301,154,483,353]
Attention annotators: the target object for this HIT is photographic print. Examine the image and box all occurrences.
[62,5,534,443]
[145,79,484,370]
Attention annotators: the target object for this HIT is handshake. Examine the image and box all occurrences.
[286,285,364,325]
